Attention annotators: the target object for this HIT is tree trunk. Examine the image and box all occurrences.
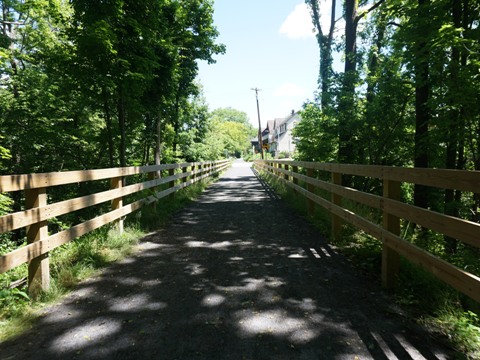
[337,0,358,166]
[365,18,385,165]
[307,0,336,109]
[444,0,463,253]
[413,0,430,210]
[103,88,115,167]
[172,91,181,156]
[117,85,126,168]
[154,110,163,178]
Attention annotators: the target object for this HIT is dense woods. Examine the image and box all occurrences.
[0,0,253,176]
[297,0,480,248]
[299,0,479,170]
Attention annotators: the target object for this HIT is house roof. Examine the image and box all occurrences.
[262,111,300,134]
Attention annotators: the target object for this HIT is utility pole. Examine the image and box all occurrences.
[251,87,264,159]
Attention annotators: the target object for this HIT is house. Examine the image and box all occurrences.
[264,110,300,158]
[261,119,281,152]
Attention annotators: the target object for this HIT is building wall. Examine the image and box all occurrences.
[276,113,299,156]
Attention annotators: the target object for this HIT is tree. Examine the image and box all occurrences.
[210,107,250,125]
[305,0,337,109]
[70,0,224,167]
[293,102,337,162]
[201,107,255,159]
[337,0,386,165]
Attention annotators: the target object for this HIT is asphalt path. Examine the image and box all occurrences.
[0,160,456,359]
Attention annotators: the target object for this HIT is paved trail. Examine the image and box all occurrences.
[0,160,455,359]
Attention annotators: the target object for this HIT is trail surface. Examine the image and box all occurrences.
[0,160,455,359]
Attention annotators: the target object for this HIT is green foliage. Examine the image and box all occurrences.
[293,101,337,162]
[1,0,225,174]
[210,107,250,125]
[194,107,255,160]
[431,310,480,358]
[0,288,30,319]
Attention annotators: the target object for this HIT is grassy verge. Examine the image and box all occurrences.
[0,177,216,343]
[258,169,480,359]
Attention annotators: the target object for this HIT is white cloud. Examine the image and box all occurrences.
[280,2,346,40]
[279,3,315,39]
[273,83,307,97]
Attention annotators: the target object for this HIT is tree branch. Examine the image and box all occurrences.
[387,21,402,28]
[0,20,25,26]
[355,0,387,25]
[327,0,336,46]
[306,1,324,38]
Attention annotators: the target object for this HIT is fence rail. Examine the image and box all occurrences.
[0,160,230,296]
[254,160,480,304]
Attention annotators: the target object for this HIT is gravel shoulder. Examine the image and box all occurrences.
[0,160,458,359]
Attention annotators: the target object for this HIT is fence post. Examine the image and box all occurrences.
[183,164,188,184]
[196,163,200,179]
[331,172,342,241]
[25,187,49,298]
[382,179,401,289]
[306,167,315,216]
[169,167,175,200]
[192,163,197,182]
[111,177,124,233]
[284,164,289,181]
[292,166,298,185]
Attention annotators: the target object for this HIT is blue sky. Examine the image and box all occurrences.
[197,1,323,128]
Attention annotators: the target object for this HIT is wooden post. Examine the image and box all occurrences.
[183,164,188,184]
[284,164,289,181]
[292,166,298,185]
[26,187,49,298]
[331,172,342,241]
[169,168,175,200]
[382,179,401,289]
[111,177,124,233]
[306,168,315,216]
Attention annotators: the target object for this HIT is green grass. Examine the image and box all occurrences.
[0,177,216,343]
[256,168,480,359]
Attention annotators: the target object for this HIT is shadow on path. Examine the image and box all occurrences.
[0,160,455,360]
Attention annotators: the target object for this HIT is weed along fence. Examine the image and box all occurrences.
[254,160,480,304]
[0,160,230,297]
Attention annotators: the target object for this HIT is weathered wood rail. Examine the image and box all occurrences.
[0,160,230,296]
[254,160,480,304]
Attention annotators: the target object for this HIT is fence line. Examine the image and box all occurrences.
[0,160,230,296]
[254,160,480,304]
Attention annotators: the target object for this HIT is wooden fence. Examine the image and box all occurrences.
[254,160,480,304]
[0,160,230,296]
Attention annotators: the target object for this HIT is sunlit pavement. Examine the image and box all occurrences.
[0,159,454,360]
